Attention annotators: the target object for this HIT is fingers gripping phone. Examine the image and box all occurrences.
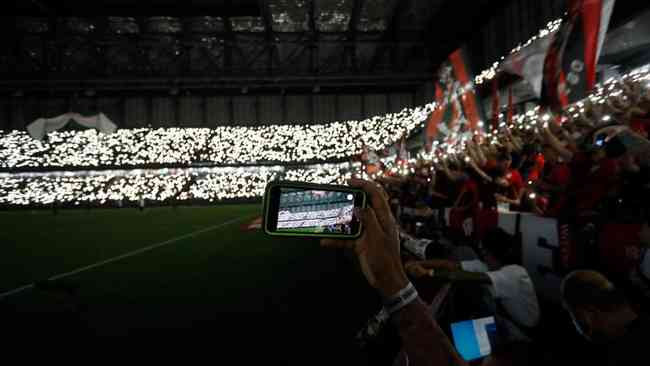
[263,181,367,239]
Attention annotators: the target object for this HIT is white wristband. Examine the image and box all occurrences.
[382,282,419,315]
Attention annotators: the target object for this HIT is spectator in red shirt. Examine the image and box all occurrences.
[574,137,626,212]
[492,149,525,209]
[537,144,571,216]
[542,125,622,215]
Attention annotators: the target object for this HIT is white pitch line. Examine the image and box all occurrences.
[0,215,252,300]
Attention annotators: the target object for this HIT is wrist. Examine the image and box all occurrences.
[382,281,419,316]
[376,267,409,298]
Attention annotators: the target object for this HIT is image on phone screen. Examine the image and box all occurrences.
[450,316,497,361]
[275,188,359,235]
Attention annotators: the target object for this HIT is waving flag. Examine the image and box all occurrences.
[449,48,485,131]
[502,35,555,98]
[424,83,445,151]
[541,0,616,111]
[423,48,485,152]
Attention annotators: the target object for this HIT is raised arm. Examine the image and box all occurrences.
[542,126,574,161]
[321,179,468,366]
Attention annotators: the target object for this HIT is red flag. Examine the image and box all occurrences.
[449,49,484,131]
[425,83,445,151]
[541,0,616,110]
[491,78,500,130]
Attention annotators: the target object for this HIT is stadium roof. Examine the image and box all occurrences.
[2,0,506,93]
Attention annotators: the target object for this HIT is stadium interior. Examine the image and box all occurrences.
[2,0,650,364]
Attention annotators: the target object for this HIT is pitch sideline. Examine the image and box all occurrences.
[0,215,253,299]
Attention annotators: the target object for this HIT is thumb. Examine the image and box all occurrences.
[356,207,381,233]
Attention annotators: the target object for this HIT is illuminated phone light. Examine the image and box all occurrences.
[529,193,536,199]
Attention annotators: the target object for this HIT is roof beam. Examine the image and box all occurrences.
[259,0,275,75]
[344,0,365,72]
[9,1,261,16]
[368,0,411,72]
[308,0,318,74]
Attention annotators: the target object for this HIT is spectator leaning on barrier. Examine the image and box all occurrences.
[405,227,540,342]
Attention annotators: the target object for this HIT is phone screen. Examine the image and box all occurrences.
[265,183,366,238]
[450,316,497,361]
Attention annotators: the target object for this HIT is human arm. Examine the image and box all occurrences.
[542,127,574,161]
[405,260,492,284]
[468,159,493,183]
[468,141,487,167]
[321,179,468,366]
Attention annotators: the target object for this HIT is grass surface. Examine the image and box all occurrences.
[0,205,381,363]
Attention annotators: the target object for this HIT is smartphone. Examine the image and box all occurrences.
[594,133,607,147]
[450,316,498,362]
[263,181,367,239]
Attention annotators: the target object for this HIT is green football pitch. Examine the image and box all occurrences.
[0,205,383,362]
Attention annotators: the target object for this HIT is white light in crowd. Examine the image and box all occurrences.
[542,114,551,122]
[464,156,471,163]
[602,115,611,122]
[2,64,650,206]
[528,192,536,200]
[0,103,435,169]
[346,194,354,201]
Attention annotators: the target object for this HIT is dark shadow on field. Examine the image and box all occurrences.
[0,249,392,365]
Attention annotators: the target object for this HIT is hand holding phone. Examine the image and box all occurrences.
[320,179,409,298]
[263,181,367,239]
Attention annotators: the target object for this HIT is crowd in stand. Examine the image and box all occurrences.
[0,104,432,169]
[326,80,650,365]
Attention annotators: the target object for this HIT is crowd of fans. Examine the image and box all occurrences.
[0,164,354,207]
[330,77,650,365]
[1,57,649,364]
[0,104,433,169]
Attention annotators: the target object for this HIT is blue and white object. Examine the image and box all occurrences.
[450,316,496,361]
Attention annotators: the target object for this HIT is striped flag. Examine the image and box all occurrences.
[424,83,445,152]
[449,48,485,131]
[541,0,616,111]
